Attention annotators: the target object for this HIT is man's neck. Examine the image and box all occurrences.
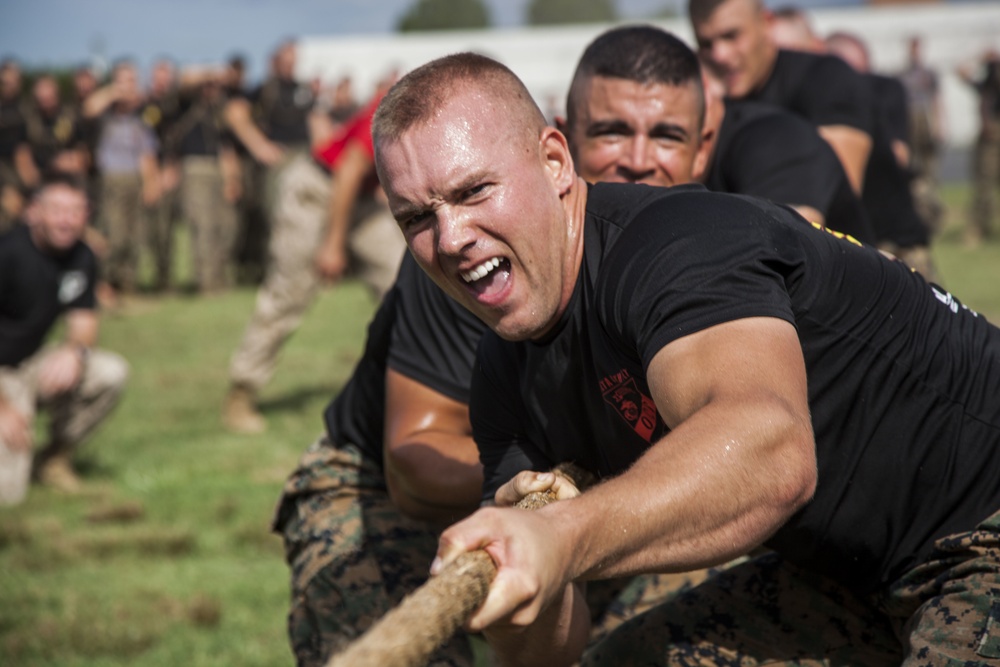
[751,45,781,96]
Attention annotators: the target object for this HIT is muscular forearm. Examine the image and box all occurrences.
[385,432,482,523]
[552,395,815,583]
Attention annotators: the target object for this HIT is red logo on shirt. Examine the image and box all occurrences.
[600,369,660,443]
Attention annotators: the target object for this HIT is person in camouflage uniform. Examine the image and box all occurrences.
[168,70,241,293]
[371,51,1000,667]
[270,253,486,666]
[273,254,717,667]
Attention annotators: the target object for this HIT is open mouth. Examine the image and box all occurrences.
[460,256,511,300]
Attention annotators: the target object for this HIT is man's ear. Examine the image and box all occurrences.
[540,126,576,195]
[693,125,715,182]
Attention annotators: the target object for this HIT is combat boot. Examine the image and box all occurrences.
[35,454,82,493]
[223,385,266,434]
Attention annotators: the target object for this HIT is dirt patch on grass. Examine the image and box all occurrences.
[86,499,146,523]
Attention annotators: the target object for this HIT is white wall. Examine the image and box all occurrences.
[299,2,1000,147]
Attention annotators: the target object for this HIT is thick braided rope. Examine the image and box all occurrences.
[325,463,594,667]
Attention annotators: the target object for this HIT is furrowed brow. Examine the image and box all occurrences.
[587,120,633,137]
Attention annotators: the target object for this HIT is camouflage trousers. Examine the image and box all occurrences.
[272,437,475,667]
[272,438,721,667]
[148,164,180,291]
[98,172,146,293]
[583,509,1000,666]
[181,156,238,293]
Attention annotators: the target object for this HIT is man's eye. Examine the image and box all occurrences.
[463,183,489,200]
[653,133,685,143]
[402,211,432,230]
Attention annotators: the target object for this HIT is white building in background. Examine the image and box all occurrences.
[299,2,1000,150]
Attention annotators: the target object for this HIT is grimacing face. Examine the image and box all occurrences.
[692,0,776,99]
[377,87,581,342]
[567,76,707,188]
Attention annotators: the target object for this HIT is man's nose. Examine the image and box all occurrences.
[617,136,656,182]
[711,41,735,68]
[436,208,476,257]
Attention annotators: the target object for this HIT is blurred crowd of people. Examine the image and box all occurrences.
[0,40,376,300]
[0,38,404,497]
[768,8,1000,252]
[0,3,998,529]
[4,7,1000,667]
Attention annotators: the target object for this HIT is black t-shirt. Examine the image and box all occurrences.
[322,253,487,464]
[472,182,1000,594]
[862,74,929,248]
[749,49,873,136]
[173,92,234,158]
[24,104,83,173]
[249,77,314,147]
[0,224,98,367]
[975,59,1000,118]
[706,99,875,244]
[140,90,183,159]
[0,96,27,171]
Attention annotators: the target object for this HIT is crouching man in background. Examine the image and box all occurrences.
[0,174,129,504]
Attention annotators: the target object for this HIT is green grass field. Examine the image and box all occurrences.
[1,183,999,666]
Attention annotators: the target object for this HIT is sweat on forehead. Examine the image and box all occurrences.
[372,52,546,149]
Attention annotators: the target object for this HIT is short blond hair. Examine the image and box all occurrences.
[372,52,546,149]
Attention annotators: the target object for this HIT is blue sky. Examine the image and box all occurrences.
[0,0,859,81]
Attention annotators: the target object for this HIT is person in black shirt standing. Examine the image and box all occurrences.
[561,25,874,243]
[0,175,128,504]
[0,58,38,233]
[690,0,872,196]
[900,35,945,235]
[140,58,183,292]
[224,40,319,212]
[373,53,1000,667]
[23,75,87,182]
[958,48,1000,246]
[169,70,241,293]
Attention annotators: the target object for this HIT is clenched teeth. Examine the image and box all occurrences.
[461,257,501,283]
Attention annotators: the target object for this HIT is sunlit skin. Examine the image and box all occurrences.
[564,76,712,187]
[377,87,585,342]
[693,0,778,99]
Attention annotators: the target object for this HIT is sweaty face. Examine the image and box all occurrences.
[33,185,88,253]
[568,76,703,188]
[693,0,775,98]
[377,89,579,342]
